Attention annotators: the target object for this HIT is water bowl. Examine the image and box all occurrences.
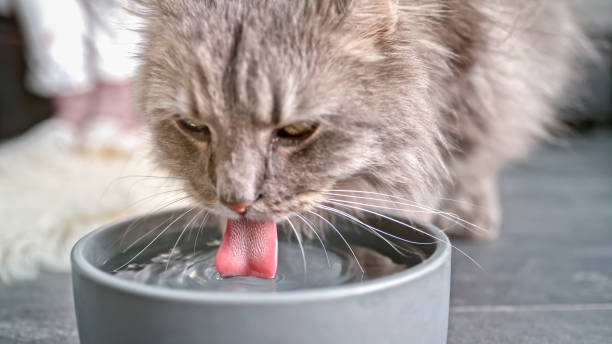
[71,209,451,344]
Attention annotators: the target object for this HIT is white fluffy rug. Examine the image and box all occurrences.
[0,119,187,281]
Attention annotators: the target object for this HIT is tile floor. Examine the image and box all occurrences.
[448,128,612,343]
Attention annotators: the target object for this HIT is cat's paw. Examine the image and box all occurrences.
[433,179,501,240]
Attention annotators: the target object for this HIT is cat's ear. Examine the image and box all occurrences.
[348,0,399,38]
[131,0,158,12]
[130,0,186,20]
[332,0,399,59]
[129,0,162,19]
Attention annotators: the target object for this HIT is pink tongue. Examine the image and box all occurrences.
[215,218,278,279]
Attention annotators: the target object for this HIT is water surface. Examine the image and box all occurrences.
[107,225,427,292]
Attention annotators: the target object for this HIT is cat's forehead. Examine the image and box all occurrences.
[151,0,361,125]
[178,73,333,126]
[175,46,338,126]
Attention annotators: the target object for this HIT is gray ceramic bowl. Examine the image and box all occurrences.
[71,210,451,344]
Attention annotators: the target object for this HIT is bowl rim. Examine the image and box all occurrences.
[71,210,451,304]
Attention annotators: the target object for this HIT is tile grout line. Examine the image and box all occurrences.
[451,303,612,313]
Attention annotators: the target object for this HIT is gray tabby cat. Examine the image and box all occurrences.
[135,0,591,239]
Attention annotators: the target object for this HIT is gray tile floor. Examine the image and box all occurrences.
[1,128,611,344]
[449,128,612,343]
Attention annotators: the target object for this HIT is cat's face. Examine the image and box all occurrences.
[137,0,443,220]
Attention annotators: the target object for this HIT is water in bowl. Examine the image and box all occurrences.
[105,223,427,292]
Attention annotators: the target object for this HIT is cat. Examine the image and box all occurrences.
[134,0,592,241]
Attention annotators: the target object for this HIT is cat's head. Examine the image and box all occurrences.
[137,0,444,220]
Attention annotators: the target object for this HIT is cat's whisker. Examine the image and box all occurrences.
[102,174,186,198]
[323,191,440,213]
[315,204,431,259]
[322,190,488,233]
[326,197,482,236]
[320,202,483,270]
[118,195,195,249]
[193,212,211,256]
[325,206,413,257]
[307,211,364,274]
[317,204,435,246]
[183,211,209,277]
[437,197,486,210]
[165,209,205,271]
[330,190,487,232]
[126,177,185,198]
[323,190,452,217]
[286,217,307,275]
[322,190,470,228]
[107,174,186,183]
[122,203,196,252]
[122,215,172,253]
[294,213,330,268]
[328,197,436,215]
[122,188,187,211]
[114,207,197,272]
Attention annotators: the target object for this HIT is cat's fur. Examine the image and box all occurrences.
[135,0,591,238]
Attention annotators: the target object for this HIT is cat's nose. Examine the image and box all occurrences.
[220,200,252,214]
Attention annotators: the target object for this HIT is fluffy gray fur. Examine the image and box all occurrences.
[135,0,592,238]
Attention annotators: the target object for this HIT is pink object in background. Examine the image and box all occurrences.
[6,0,143,130]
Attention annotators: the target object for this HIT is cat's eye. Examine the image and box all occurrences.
[177,118,211,140]
[276,122,319,142]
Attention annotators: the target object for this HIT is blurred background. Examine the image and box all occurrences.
[0,1,610,140]
[0,1,610,343]
[0,0,142,139]
[0,0,173,281]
